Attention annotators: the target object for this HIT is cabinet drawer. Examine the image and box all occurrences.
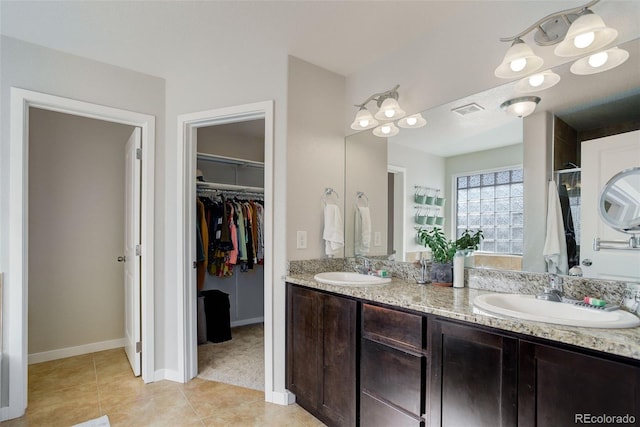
[361,338,425,416]
[362,303,425,350]
[361,392,424,427]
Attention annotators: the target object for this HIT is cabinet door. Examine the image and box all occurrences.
[319,293,357,426]
[286,284,357,427]
[519,341,640,427]
[286,285,321,407]
[429,319,518,427]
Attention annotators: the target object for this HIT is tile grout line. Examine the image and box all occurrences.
[178,387,207,426]
[92,354,103,416]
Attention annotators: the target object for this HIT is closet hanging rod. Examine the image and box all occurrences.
[196,152,264,168]
[198,189,264,200]
[197,182,264,193]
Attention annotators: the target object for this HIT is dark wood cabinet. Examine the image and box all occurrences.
[286,282,640,427]
[429,318,518,427]
[361,304,426,426]
[286,284,357,427]
[519,340,640,427]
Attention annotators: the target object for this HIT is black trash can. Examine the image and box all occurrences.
[201,289,232,343]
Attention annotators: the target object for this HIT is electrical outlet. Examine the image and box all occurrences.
[374,232,382,247]
[296,231,307,249]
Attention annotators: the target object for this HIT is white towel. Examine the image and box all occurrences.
[543,180,568,274]
[323,203,344,257]
[355,206,371,255]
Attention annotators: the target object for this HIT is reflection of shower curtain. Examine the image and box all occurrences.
[558,184,578,268]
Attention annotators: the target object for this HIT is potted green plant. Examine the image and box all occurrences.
[417,228,483,286]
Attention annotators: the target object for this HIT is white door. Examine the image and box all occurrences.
[124,128,142,376]
[581,130,640,281]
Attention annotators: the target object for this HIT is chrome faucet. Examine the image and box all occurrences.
[416,255,428,285]
[355,256,371,275]
[536,274,563,302]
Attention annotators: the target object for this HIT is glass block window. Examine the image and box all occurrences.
[456,167,524,254]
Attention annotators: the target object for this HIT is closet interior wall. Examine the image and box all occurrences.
[196,120,266,327]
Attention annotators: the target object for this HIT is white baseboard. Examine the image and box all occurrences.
[230,316,264,328]
[266,389,296,405]
[154,368,184,383]
[28,338,127,364]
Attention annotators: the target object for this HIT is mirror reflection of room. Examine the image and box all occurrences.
[345,37,640,280]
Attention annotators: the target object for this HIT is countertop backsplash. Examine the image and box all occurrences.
[288,257,635,311]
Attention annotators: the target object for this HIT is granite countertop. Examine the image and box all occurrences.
[286,273,640,362]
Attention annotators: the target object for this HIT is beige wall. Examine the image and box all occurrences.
[345,131,388,257]
[287,56,346,260]
[28,108,134,354]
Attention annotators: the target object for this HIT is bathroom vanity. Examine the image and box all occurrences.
[285,275,640,427]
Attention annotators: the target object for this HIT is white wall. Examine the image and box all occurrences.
[28,108,133,355]
[388,142,445,259]
[286,56,346,260]
[0,36,165,400]
[162,49,289,391]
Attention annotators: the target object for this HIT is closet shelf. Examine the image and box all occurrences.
[197,182,264,193]
[197,152,264,168]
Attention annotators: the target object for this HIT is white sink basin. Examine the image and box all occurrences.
[473,293,640,329]
[313,271,391,287]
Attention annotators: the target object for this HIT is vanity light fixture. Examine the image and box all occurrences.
[495,0,623,79]
[350,107,378,131]
[554,10,618,57]
[500,96,541,118]
[570,46,630,75]
[373,122,400,137]
[352,85,425,137]
[494,38,544,79]
[515,70,561,93]
[397,113,426,129]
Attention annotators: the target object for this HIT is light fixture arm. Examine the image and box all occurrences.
[354,84,400,108]
[499,0,599,45]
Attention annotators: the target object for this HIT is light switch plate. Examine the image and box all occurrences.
[374,231,382,246]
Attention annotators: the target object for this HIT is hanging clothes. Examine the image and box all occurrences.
[196,191,265,280]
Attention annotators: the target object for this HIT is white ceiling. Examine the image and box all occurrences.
[0,0,469,78]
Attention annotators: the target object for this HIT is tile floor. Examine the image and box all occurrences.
[2,348,324,427]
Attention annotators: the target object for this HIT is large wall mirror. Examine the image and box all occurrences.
[345,37,640,280]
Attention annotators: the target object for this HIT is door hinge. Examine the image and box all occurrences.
[135,244,141,256]
[136,148,142,160]
[136,341,142,353]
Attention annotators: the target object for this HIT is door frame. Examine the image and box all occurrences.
[5,88,155,420]
[177,101,293,405]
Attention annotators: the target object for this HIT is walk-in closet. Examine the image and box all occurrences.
[195,119,266,391]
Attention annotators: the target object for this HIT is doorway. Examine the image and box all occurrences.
[194,119,266,391]
[27,108,135,366]
[177,101,294,405]
[4,88,156,421]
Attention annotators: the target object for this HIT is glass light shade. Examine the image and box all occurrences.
[374,97,406,120]
[515,71,561,93]
[397,113,427,129]
[350,107,378,130]
[372,122,400,137]
[554,12,618,57]
[570,47,629,75]
[494,39,544,79]
[500,96,541,118]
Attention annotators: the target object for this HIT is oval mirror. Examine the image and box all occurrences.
[599,167,640,233]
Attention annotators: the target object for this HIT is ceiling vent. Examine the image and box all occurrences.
[451,102,485,116]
